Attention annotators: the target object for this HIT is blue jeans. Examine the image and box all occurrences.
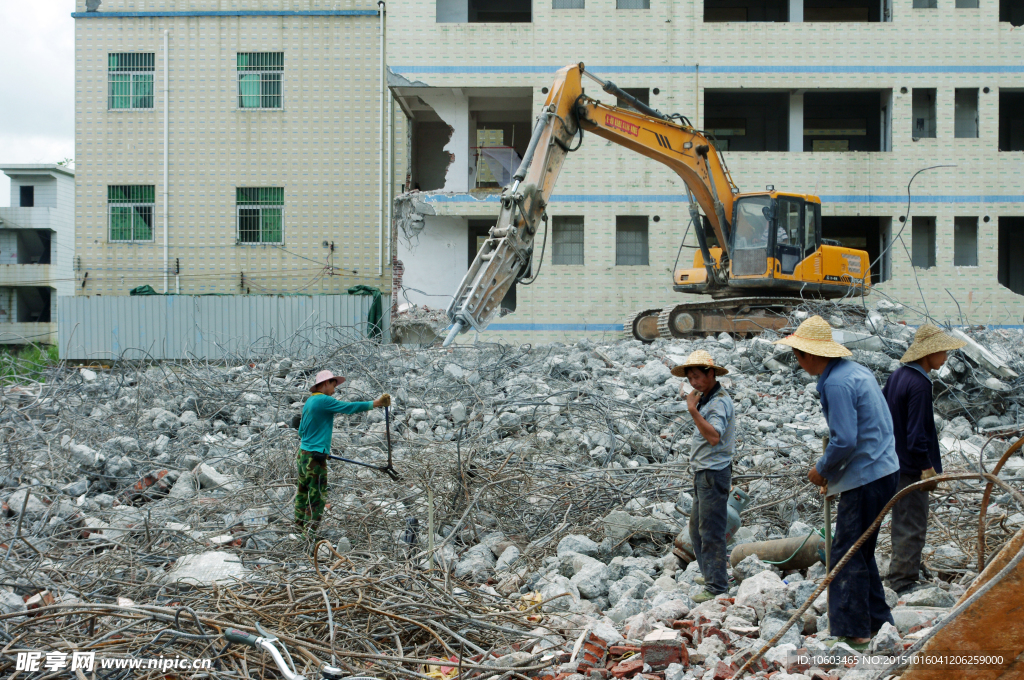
[828,471,899,638]
[689,466,731,594]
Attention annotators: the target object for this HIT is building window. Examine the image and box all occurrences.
[552,216,584,265]
[913,0,937,7]
[617,0,650,7]
[237,188,284,243]
[1001,0,1024,25]
[911,216,936,268]
[953,217,978,266]
[616,88,650,111]
[19,186,34,208]
[999,90,1024,151]
[437,0,532,22]
[956,0,979,6]
[954,89,979,138]
[616,216,649,265]
[554,0,585,6]
[912,89,937,139]
[237,52,283,109]
[108,185,155,242]
[108,53,154,110]
[998,217,1024,294]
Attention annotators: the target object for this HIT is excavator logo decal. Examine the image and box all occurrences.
[652,132,673,150]
[605,113,641,138]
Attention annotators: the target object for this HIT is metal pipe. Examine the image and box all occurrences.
[511,114,550,184]
[163,30,169,294]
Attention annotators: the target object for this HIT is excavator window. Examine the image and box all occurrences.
[777,197,803,274]
[731,196,772,277]
[804,202,820,258]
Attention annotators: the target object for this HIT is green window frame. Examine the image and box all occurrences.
[108,53,154,110]
[108,185,155,242]
[237,188,284,243]
[237,52,284,109]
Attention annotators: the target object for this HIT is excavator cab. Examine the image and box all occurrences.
[729,192,820,279]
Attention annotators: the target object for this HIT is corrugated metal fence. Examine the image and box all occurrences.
[57,295,389,361]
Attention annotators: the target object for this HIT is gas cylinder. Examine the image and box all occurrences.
[673,486,751,563]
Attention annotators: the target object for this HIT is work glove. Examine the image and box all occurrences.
[374,393,391,408]
[920,467,939,492]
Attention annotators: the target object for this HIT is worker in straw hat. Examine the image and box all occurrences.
[774,315,900,650]
[295,370,390,537]
[882,324,966,594]
[670,350,736,603]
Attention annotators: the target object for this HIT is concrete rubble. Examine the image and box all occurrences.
[0,300,1022,678]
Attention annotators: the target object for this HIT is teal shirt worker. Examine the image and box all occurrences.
[299,394,373,458]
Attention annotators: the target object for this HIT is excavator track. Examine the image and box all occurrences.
[623,297,805,342]
[623,308,663,343]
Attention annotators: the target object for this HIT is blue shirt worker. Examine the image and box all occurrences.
[882,325,965,594]
[295,370,389,536]
[671,350,736,604]
[775,315,900,650]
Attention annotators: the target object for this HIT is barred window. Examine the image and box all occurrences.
[237,52,283,109]
[108,53,154,109]
[108,185,155,242]
[552,216,584,265]
[616,216,649,265]
[237,188,284,243]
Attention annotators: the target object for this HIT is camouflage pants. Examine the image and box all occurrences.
[294,450,328,531]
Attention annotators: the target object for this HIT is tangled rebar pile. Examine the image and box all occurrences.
[0,300,1022,679]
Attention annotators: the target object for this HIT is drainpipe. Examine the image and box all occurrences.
[378,1,386,277]
[163,29,169,294]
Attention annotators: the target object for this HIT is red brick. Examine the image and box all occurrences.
[610,658,645,679]
[712,661,736,680]
[588,669,610,680]
[609,645,642,656]
[786,648,810,674]
[641,639,687,670]
[731,649,769,673]
[578,634,610,674]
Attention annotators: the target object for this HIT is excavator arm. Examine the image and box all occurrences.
[443,63,737,346]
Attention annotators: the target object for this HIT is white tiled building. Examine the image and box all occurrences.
[72,0,392,298]
[0,165,75,344]
[389,0,1024,343]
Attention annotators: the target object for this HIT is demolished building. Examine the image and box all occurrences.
[387,1,1024,345]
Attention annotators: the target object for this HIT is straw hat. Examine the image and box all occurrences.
[900,324,966,363]
[670,349,729,377]
[773,315,852,358]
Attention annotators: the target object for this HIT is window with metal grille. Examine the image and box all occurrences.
[617,0,650,8]
[616,216,649,265]
[237,52,284,109]
[237,188,284,243]
[108,53,154,109]
[108,185,155,242]
[552,216,584,265]
[553,0,585,7]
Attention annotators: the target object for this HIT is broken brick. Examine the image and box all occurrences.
[609,657,645,679]
[711,661,736,680]
[641,632,687,671]
[577,633,611,673]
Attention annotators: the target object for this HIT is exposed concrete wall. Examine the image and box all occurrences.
[418,91,472,193]
[395,213,468,309]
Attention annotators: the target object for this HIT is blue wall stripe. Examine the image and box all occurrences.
[72,10,378,18]
[424,194,1024,205]
[393,64,1024,75]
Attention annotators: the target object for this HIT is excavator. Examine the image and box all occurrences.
[442,63,871,346]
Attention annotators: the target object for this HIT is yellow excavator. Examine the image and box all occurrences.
[442,63,871,346]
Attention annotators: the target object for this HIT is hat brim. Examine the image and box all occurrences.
[671,363,729,377]
[310,376,346,392]
[900,335,967,363]
[774,335,853,358]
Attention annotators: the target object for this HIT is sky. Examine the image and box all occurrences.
[0,2,75,206]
